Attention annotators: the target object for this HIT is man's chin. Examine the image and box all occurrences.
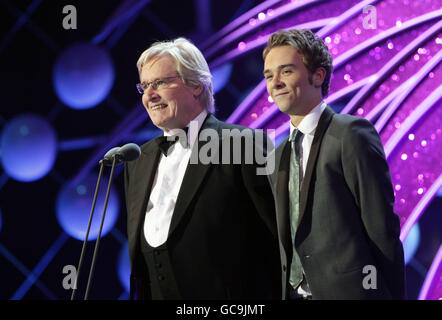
[277,104,292,114]
[153,120,181,133]
[151,118,171,131]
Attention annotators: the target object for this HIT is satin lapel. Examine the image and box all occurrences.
[274,137,292,256]
[167,114,220,237]
[128,143,161,262]
[297,106,335,228]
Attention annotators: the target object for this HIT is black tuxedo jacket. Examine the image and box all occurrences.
[268,106,405,300]
[124,114,281,299]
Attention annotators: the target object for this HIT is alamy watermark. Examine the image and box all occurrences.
[165,121,276,176]
[62,5,77,30]
[362,5,377,30]
[362,265,377,290]
[62,265,77,290]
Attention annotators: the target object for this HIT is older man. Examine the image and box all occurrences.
[263,29,405,300]
[124,38,280,300]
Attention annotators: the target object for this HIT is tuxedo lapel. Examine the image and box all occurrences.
[167,114,220,237]
[128,142,161,263]
[297,106,334,229]
[274,137,292,257]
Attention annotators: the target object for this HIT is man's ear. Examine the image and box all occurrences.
[192,85,203,98]
[313,67,326,88]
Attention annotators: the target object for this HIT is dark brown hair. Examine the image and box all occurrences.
[263,29,333,97]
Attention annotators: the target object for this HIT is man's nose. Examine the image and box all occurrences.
[271,74,284,89]
[146,89,160,102]
[142,91,160,108]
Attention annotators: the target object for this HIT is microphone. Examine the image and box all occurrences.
[72,143,140,300]
[100,147,121,166]
[83,143,140,300]
[117,143,141,162]
[101,143,141,166]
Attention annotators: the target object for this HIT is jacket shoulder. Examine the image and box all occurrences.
[330,113,373,129]
[330,113,384,157]
[329,114,377,138]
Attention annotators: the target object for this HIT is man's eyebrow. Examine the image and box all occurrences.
[140,77,160,85]
[263,64,296,75]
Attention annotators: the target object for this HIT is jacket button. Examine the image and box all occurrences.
[154,250,160,255]
[304,255,311,259]
[158,275,164,280]
[156,263,162,268]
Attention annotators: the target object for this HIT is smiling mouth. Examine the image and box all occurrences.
[274,92,289,97]
[150,103,168,111]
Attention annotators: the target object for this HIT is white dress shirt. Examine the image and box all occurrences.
[144,110,208,247]
[288,101,326,297]
[289,101,327,178]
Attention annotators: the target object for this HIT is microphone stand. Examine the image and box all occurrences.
[84,154,119,300]
[71,161,105,300]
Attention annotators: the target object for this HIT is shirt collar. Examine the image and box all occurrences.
[289,101,326,140]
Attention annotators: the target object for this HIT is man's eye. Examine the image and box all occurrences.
[156,80,165,86]
[265,75,273,80]
[282,69,292,74]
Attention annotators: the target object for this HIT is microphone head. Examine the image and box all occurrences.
[118,143,141,162]
[101,146,121,166]
[103,146,121,159]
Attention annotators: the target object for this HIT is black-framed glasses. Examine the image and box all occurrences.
[136,76,181,94]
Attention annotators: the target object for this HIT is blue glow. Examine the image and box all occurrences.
[53,43,114,110]
[212,63,232,94]
[11,232,69,300]
[404,223,421,265]
[0,173,8,190]
[59,136,101,151]
[0,114,57,182]
[76,185,87,195]
[117,241,130,293]
[0,243,57,300]
[56,174,119,241]
[118,291,130,300]
[0,208,2,232]
[275,132,289,147]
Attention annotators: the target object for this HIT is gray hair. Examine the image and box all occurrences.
[137,37,215,113]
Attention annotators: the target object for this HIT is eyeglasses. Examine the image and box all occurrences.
[136,76,181,94]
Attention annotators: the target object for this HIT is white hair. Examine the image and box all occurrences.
[137,38,215,113]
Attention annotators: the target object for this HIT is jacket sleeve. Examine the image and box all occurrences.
[239,131,282,299]
[341,117,405,299]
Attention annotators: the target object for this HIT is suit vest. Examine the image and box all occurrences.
[139,226,181,299]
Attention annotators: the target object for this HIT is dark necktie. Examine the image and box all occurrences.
[288,128,304,288]
[156,127,188,156]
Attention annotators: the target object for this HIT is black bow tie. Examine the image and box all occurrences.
[156,128,189,156]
